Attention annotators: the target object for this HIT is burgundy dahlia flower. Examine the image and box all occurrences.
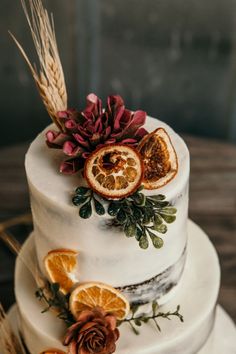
[46,94,148,174]
[63,307,120,354]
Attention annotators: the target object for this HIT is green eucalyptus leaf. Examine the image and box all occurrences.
[162,207,177,215]
[151,223,167,234]
[143,212,151,225]
[124,223,136,237]
[94,198,105,215]
[79,201,92,219]
[152,201,170,208]
[160,214,176,224]
[149,195,166,201]
[132,193,146,206]
[72,195,89,206]
[154,214,163,226]
[139,235,149,249]
[117,208,127,224]
[149,232,164,249]
[75,186,90,195]
[108,202,121,216]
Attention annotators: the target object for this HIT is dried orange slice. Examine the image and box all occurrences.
[40,350,66,354]
[44,249,79,294]
[84,144,143,199]
[69,282,130,320]
[138,128,178,189]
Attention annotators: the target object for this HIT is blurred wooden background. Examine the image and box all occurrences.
[1,0,236,146]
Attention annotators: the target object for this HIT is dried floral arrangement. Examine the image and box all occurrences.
[10,1,183,353]
[12,0,178,251]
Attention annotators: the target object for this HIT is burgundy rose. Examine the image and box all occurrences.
[63,307,120,354]
[46,94,148,174]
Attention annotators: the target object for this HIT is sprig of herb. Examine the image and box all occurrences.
[72,187,105,218]
[72,186,177,249]
[107,187,177,249]
[35,283,75,326]
[118,301,184,335]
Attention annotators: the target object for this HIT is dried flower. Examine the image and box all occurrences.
[63,307,119,354]
[46,94,148,174]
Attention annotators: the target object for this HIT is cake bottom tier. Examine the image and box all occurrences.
[15,220,220,354]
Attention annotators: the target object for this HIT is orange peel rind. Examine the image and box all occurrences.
[84,144,144,199]
[138,128,178,190]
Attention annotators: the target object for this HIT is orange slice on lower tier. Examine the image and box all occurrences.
[44,249,79,294]
[69,282,130,320]
[138,128,178,189]
[84,144,143,199]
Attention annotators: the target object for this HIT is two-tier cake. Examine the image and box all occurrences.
[12,1,220,353]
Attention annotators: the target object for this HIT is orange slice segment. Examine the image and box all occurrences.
[138,128,178,189]
[44,249,79,294]
[84,144,143,199]
[69,282,130,320]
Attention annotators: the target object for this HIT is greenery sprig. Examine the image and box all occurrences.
[35,282,75,326]
[73,186,177,249]
[119,301,184,335]
[72,187,105,218]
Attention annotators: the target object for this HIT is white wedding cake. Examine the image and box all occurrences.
[11,2,221,353]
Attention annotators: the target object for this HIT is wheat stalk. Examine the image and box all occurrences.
[0,304,26,354]
[9,0,68,131]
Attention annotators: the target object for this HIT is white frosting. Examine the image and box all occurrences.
[25,116,189,296]
[15,220,221,354]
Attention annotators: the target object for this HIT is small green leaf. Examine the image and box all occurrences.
[117,208,127,224]
[160,214,176,224]
[139,235,149,249]
[75,186,90,195]
[94,198,105,215]
[153,201,170,208]
[108,201,121,216]
[143,212,151,225]
[152,223,167,234]
[134,319,142,326]
[154,214,163,226]
[124,223,136,237]
[149,195,166,201]
[79,201,92,219]
[151,235,164,249]
[162,207,177,215]
[72,195,89,206]
[132,193,146,206]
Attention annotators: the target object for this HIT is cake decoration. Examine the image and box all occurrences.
[138,127,178,189]
[44,249,79,295]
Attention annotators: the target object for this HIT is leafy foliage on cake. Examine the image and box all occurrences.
[36,282,184,341]
[72,186,177,249]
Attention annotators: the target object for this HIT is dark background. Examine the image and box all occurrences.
[1,0,236,146]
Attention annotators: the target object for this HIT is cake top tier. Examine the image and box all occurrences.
[25,116,189,209]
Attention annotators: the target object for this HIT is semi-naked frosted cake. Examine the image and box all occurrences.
[12,1,220,354]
